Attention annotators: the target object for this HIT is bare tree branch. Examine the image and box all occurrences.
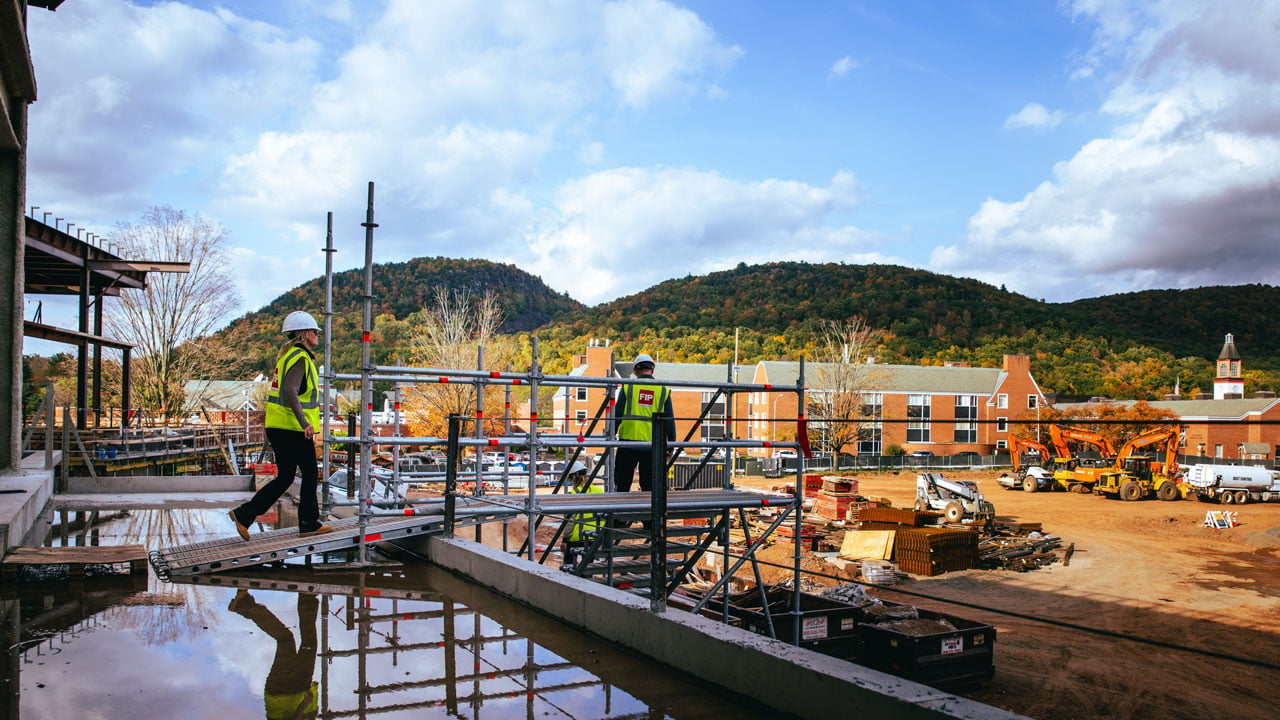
[104,207,241,422]
[807,317,877,455]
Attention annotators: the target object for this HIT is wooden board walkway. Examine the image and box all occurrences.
[2,544,148,580]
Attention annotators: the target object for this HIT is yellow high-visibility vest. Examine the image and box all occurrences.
[265,346,320,432]
[567,482,603,542]
[618,382,670,442]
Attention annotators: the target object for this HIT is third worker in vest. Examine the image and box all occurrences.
[612,353,676,493]
[563,461,602,568]
[230,311,333,540]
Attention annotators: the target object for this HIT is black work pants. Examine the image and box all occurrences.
[232,427,322,531]
[614,447,655,493]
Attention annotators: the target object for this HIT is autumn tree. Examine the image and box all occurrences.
[401,289,515,438]
[806,317,877,455]
[104,207,241,422]
[1014,400,1180,448]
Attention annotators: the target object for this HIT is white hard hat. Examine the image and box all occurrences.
[569,461,588,475]
[282,311,319,333]
[633,353,655,369]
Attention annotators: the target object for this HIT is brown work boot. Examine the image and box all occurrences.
[229,510,250,541]
[299,523,333,537]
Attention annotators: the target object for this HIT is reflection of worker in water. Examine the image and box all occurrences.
[228,590,320,720]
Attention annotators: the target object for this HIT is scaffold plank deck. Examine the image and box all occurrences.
[148,515,444,578]
[148,488,789,579]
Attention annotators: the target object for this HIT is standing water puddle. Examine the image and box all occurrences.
[3,508,783,719]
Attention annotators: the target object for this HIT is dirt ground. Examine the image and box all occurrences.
[445,472,1280,719]
[735,470,1280,720]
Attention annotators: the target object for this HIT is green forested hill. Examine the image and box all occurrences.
[1061,285,1280,362]
[212,259,1280,400]
[214,257,583,375]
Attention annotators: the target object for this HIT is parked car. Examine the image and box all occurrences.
[772,449,798,459]
[953,451,982,466]
[324,467,410,516]
[907,450,935,466]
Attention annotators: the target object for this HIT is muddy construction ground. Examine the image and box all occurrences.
[731,470,1280,720]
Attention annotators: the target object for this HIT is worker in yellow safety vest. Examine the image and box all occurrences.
[612,353,675,493]
[230,311,333,540]
[563,461,602,567]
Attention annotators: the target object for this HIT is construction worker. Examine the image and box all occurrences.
[230,311,333,540]
[612,353,675,494]
[563,461,602,566]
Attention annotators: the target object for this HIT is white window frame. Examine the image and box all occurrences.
[997,394,1008,409]
[996,417,1008,433]
[1027,394,1038,409]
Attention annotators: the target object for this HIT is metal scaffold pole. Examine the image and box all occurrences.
[792,356,806,645]
[321,212,336,516]
[525,338,542,561]
[358,182,379,564]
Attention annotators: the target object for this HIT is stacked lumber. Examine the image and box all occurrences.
[893,527,979,576]
[857,506,936,528]
[978,533,1066,571]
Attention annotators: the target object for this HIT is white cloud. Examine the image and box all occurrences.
[522,168,884,304]
[829,56,859,79]
[1004,102,1063,129]
[939,0,1280,301]
[26,0,321,217]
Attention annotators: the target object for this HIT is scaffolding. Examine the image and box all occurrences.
[321,181,812,633]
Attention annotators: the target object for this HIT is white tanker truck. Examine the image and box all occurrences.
[1183,463,1280,505]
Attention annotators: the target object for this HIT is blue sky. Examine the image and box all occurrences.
[21,0,1280,343]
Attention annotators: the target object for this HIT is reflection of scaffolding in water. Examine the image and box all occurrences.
[177,570,715,719]
[317,182,811,634]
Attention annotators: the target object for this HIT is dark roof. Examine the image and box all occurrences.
[1218,333,1240,361]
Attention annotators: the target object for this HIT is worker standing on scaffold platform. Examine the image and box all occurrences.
[230,311,333,540]
[612,353,675,494]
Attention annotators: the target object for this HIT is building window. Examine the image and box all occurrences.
[858,423,882,455]
[701,391,726,441]
[1027,394,1037,409]
[907,394,930,443]
[996,417,1008,433]
[859,393,883,455]
[1214,444,1223,458]
[574,410,587,425]
[575,387,588,401]
[997,394,1008,409]
[996,440,1007,450]
[954,395,977,443]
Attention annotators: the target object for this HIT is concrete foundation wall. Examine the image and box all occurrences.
[0,460,54,556]
[425,535,1027,720]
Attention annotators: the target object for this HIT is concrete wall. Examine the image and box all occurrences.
[424,535,1027,720]
[0,454,55,555]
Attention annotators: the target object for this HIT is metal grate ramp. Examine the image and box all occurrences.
[148,514,446,579]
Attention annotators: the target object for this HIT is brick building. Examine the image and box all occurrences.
[742,355,1046,456]
[552,343,1047,457]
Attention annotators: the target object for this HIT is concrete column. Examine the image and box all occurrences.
[0,96,26,472]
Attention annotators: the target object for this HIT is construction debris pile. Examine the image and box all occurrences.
[763,474,1071,579]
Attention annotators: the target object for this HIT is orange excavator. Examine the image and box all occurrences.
[1092,426,1185,501]
[1048,425,1119,493]
[998,436,1056,492]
